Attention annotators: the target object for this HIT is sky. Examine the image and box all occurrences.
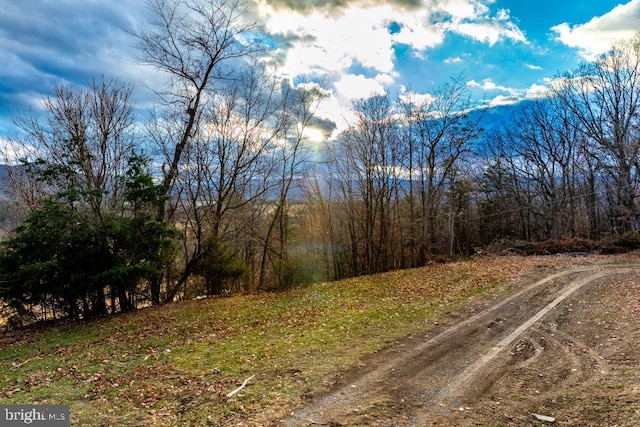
[1,0,640,140]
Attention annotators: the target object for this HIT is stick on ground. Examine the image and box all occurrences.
[226,374,255,398]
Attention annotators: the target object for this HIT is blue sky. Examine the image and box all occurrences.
[1,0,639,140]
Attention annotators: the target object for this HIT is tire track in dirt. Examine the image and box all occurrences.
[281,264,638,426]
[441,270,609,399]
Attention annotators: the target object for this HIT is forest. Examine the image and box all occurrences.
[1,0,640,326]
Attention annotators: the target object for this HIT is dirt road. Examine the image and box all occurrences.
[281,262,640,426]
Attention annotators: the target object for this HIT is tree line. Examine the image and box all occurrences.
[1,0,640,325]
[322,36,640,277]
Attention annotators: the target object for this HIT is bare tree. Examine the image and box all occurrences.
[257,81,326,289]
[329,93,401,275]
[6,78,135,217]
[174,63,282,296]
[399,76,481,262]
[479,131,535,242]
[134,0,260,302]
[501,99,580,240]
[135,0,260,217]
[553,35,640,232]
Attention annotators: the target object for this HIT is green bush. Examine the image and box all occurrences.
[0,155,176,323]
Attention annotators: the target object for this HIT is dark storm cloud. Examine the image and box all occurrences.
[309,116,337,137]
[269,31,317,50]
[0,1,150,116]
[1,1,137,65]
[266,0,423,14]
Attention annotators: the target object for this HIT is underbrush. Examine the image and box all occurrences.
[487,233,640,255]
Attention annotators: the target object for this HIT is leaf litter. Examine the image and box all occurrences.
[1,253,639,425]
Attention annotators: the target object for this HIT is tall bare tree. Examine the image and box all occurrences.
[553,35,640,232]
[134,0,260,302]
[175,62,282,295]
[479,130,535,242]
[257,81,326,289]
[135,0,259,219]
[399,76,481,262]
[500,99,580,240]
[329,93,401,275]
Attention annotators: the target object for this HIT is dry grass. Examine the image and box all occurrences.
[1,253,637,426]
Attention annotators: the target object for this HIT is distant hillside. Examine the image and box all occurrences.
[0,163,28,181]
[0,164,10,181]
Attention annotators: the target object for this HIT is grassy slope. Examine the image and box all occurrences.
[0,255,594,426]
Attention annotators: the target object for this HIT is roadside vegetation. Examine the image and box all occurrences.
[1,255,585,426]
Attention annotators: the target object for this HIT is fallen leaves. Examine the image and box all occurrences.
[2,253,640,425]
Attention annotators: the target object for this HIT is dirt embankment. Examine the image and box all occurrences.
[281,260,640,426]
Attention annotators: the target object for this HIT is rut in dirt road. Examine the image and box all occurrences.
[280,265,634,426]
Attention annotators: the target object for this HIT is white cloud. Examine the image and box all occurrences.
[304,74,388,136]
[302,126,325,143]
[525,83,551,99]
[441,0,483,19]
[259,0,528,79]
[467,78,516,94]
[260,4,397,77]
[455,20,525,45]
[489,95,519,107]
[469,78,554,106]
[312,95,345,136]
[334,74,386,101]
[495,8,510,21]
[398,91,436,107]
[392,22,446,51]
[552,0,640,60]
[0,136,37,164]
[254,1,529,133]
[444,5,526,46]
[526,64,543,70]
